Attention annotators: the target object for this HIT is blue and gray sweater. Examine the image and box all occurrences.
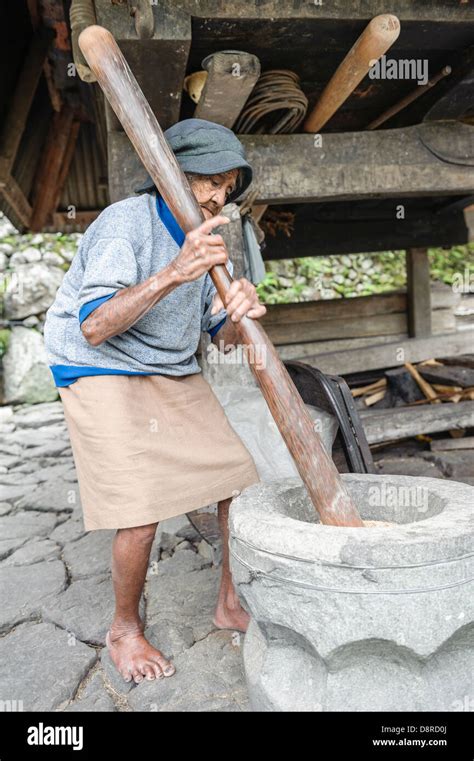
[43,192,230,387]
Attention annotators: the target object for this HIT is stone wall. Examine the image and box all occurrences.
[0,213,80,405]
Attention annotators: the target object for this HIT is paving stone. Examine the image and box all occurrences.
[35,463,77,483]
[143,620,196,661]
[13,403,65,429]
[175,540,194,552]
[0,559,67,632]
[0,454,22,469]
[0,482,37,503]
[0,424,15,434]
[0,622,97,711]
[153,548,212,578]
[0,471,42,485]
[0,407,14,423]
[63,671,116,712]
[7,427,68,449]
[158,531,182,557]
[176,523,203,543]
[146,562,219,643]
[0,511,58,558]
[0,503,12,516]
[3,538,61,566]
[42,576,144,647]
[0,442,22,457]
[63,531,114,580]
[22,442,71,460]
[6,461,37,473]
[421,451,474,484]
[100,649,136,696]
[50,515,86,545]
[16,478,81,513]
[375,456,444,479]
[127,630,249,712]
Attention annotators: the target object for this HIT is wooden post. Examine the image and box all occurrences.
[406,247,432,338]
[30,105,78,232]
[0,34,51,182]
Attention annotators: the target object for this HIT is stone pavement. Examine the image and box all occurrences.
[0,402,250,712]
[1,401,472,712]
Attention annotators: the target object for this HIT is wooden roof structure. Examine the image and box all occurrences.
[0,0,473,258]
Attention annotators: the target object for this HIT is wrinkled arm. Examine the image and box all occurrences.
[81,264,180,346]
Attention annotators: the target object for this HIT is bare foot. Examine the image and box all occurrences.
[213,594,250,633]
[106,625,176,684]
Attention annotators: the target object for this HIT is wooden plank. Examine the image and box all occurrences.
[262,287,458,327]
[49,209,100,232]
[30,106,75,231]
[264,309,455,345]
[240,124,474,204]
[431,436,474,452]
[261,212,470,259]
[293,330,474,375]
[51,120,81,213]
[278,332,408,361]
[406,247,432,337]
[104,122,474,205]
[140,0,474,23]
[361,400,474,444]
[0,33,51,180]
[0,175,33,230]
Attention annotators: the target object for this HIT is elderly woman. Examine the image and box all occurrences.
[43,118,266,685]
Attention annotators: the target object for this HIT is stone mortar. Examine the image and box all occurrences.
[229,474,474,711]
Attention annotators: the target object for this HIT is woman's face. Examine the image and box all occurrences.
[187,169,239,220]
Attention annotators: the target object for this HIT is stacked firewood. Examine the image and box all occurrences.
[352,358,474,408]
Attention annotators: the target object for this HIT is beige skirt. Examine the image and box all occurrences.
[58,373,260,531]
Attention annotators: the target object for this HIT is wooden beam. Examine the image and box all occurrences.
[264,310,453,345]
[95,0,191,129]
[431,436,474,452]
[0,33,51,181]
[30,105,75,231]
[240,123,474,204]
[406,247,432,338]
[51,120,81,213]
[361,400,474,444]
[50,209,100,231]
[0,175,33,230]
[261,211,470,259]
[132,1,474,23]
[103,123,474,204]
[263,287,459,326]
[289,330,474,375]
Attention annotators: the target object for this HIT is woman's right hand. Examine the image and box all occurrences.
[170,215,230,284]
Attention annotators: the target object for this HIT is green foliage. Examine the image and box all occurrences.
[257,243,474,304]
[0,328,10,358]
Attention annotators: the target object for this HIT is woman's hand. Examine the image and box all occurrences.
[171,215,230,284]
[211,278,267,323]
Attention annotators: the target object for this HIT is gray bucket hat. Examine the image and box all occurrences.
[134,118,252,203]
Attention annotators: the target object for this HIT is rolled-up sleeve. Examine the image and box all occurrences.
[76,237,138,320]
[201,258,234,335]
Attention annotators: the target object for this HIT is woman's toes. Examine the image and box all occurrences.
[122,670,133,683]
[156,658,176,677]
[132,668,144,683]
[143,664,157,681]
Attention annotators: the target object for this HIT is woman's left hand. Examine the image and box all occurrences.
[211,278,267,323]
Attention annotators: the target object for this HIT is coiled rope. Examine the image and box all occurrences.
[234,69,308,134]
